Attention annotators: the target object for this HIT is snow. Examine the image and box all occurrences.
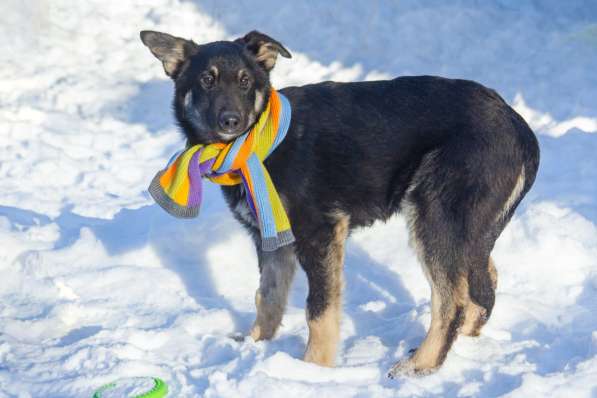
[1,1,596,397]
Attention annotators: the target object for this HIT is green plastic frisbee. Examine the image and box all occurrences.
[93,377,168,398]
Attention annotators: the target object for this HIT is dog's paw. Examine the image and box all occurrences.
[387,358,417,379]
[249,324,265,341]
[387,353,438,379]
[249,323,277,341]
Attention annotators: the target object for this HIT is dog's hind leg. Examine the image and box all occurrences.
[389,145,523,376]
[298,213,349,367]
[389,199,468,377]
[250,245,296,341]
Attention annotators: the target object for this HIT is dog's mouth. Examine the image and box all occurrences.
[188,128,245,145]
[216,131,244,142]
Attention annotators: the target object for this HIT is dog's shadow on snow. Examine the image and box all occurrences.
[0,201,429,366]
[342,241,426,365]
[0,185,253,335]
[144,200,256,334]
[136,184,256,335]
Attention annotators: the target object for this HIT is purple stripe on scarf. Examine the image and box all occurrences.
[187,149,204,207]
[199,157,216,176]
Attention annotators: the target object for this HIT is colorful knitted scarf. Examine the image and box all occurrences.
[148,89,293,251]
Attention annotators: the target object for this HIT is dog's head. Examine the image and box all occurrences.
[140,30,291,144]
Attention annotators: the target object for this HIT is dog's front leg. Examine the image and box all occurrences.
[298,215,349,367]
[250,245,296,341]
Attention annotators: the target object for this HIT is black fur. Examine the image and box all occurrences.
[140,30,540,373]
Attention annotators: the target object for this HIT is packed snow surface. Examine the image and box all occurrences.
[1,1,597,397]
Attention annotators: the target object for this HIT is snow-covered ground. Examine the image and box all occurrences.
[1,1,597,397]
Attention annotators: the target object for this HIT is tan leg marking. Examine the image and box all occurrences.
[391,277,466,376]
[303,214,349,367]
[496,165,526,223]
[408,288,450,371]
[461,258,496,337]
[488,257,498,290]
[460,300,487,337]
[304,305,342,367]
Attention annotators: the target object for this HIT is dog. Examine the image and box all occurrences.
[140,30,539,376]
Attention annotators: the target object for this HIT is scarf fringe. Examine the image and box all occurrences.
[148,170,199,218]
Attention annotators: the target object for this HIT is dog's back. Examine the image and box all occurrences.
[268,76,539,229]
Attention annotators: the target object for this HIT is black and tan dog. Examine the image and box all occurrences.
[140,30,539,376]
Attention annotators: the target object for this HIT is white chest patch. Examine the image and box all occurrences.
[234,195,258,227]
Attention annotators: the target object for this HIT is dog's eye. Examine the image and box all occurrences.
[239,75,250,90]
[200,74,215,89]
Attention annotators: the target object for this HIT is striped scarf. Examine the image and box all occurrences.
[148,89,294,251]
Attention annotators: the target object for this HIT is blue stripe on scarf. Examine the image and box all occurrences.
[246,153,277,239]
[267,94,292,158]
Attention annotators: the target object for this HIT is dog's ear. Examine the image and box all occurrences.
[235,30,291,72]
[140,30,198,78]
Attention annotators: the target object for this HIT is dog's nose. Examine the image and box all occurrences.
[219,111,241,132]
